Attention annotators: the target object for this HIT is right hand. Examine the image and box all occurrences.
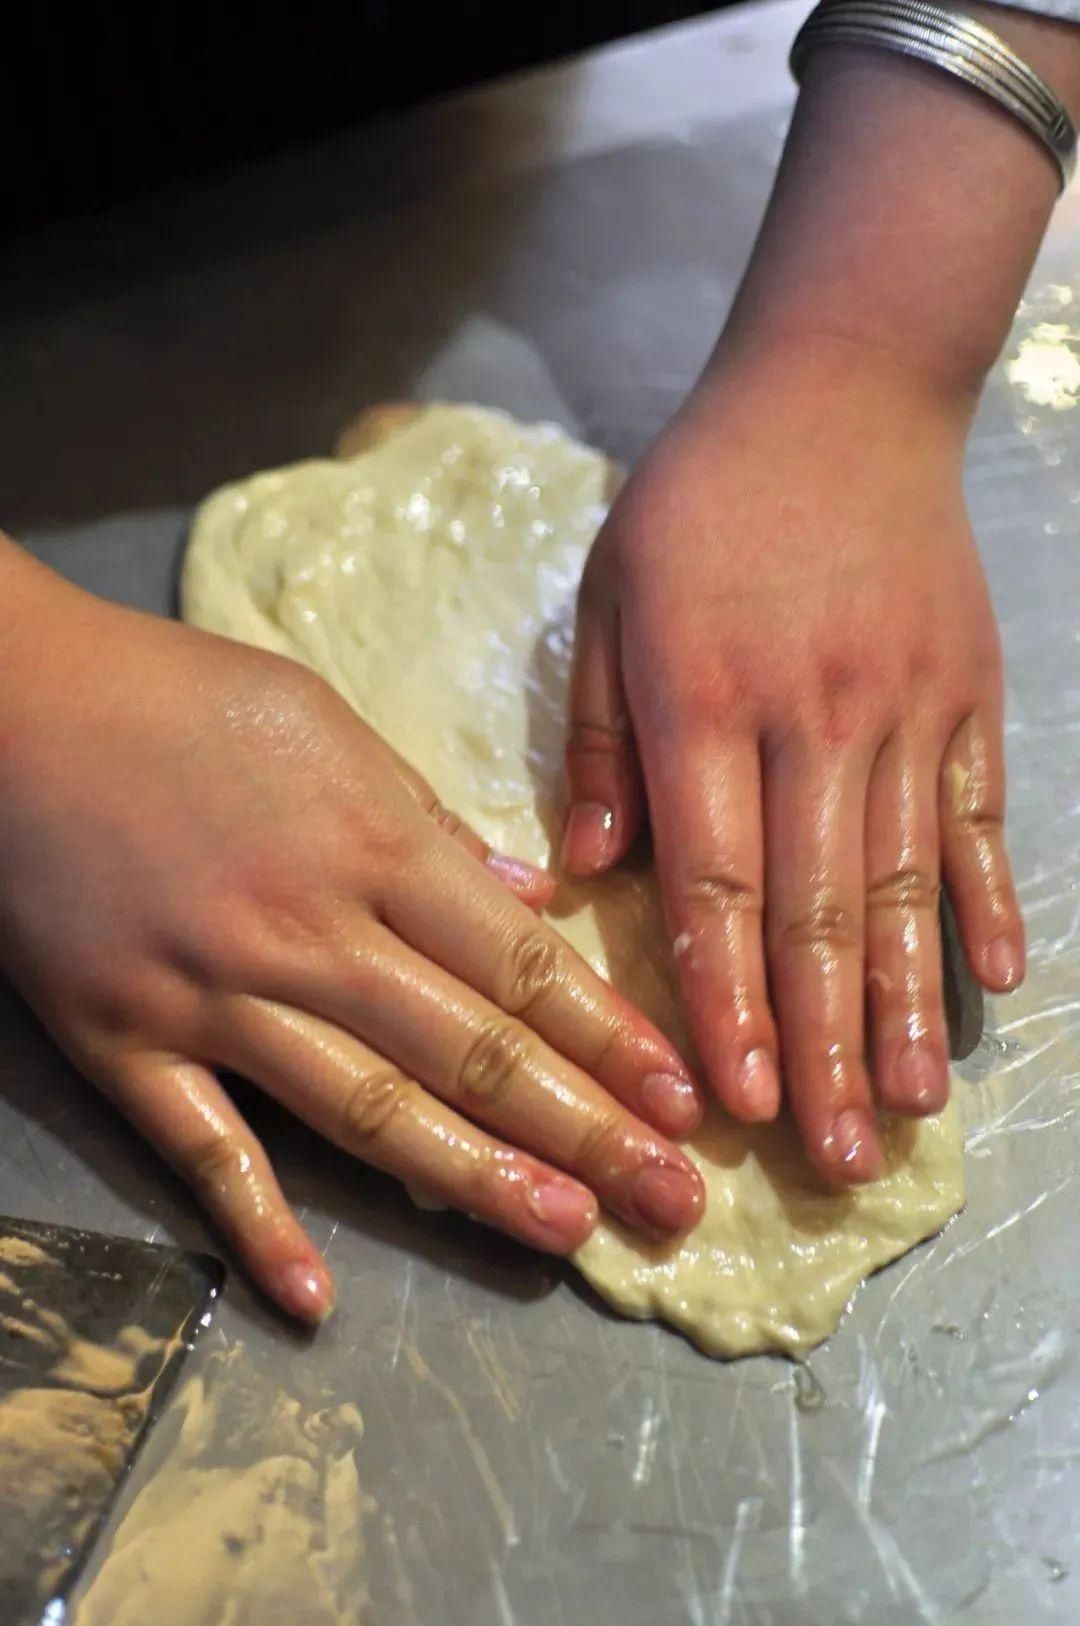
[0,548,704,1322]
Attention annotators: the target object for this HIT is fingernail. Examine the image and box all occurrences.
[529,1179,597,1243]
[736,1049,781,1122]
[275,1259,335,1324]
[891,1041,948,1113]
[985,933,1023,991]
[487,851,553,895]
[823,1109,881,1183]
[640,1072,702,1137]
[562,801,616,876]
[630,1162,702,1232]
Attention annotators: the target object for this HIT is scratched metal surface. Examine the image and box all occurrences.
[1,3,1079,1621]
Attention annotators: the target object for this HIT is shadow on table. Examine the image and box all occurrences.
[0,57,581,530]
[0,979,560,1340]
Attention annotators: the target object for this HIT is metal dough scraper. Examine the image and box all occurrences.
[0,1215,223,1626]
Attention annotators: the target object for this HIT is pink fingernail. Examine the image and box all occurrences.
[640,1072,702,1137]
[985,933,1023,992]
[736,1049,781,1122]
[529,1179,597,1243]
[823,1109,881,1183]
[891,1042,948,1113]
[562,801,616,876]
[275,1259,335,1324]
[487,851,553,894]
[630,1163,702,1233]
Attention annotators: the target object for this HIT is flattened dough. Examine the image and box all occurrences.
[183,402,964,1357]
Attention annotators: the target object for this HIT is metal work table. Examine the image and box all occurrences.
[2,3,1079,1620]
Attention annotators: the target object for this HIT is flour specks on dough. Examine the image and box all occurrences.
[183,402,964,1358]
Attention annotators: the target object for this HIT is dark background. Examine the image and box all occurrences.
[7,4,721,229]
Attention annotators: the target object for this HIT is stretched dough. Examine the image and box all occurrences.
[183,403,963,1357]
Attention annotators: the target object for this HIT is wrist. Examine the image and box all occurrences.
[711,312,984,428]
[697,324,972,457]
[720,41,1067,409]
[0,535,98,722]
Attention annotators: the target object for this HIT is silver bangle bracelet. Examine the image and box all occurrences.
[790,0,1077,190]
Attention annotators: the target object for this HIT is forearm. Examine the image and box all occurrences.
[718,12,1080,403]
[0,531,99,717]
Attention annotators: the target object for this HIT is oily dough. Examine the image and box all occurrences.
[182,402,964,1358]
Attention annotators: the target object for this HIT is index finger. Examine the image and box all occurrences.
[644,730,782,1125]
[379,822,705,1142]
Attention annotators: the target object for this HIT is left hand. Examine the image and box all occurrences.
[562,341,1024,1184]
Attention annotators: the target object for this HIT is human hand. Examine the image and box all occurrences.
[563,342,1024,1183]
[0,549,704,1321]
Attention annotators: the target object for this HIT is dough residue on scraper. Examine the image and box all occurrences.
[0,1238,185,1602]
[75,1346,371,1626]
[183,401,964,1358]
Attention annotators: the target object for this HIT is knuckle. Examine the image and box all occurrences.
[169,889,329,988]
[350,798,428,876]
[566,718,632,759]
[819,654,861,698]
[457,1018,532,1106]
[188,1135,249,1202]
[276,656,333,714]
[680,868,762,921]
[574,1114,632,1184]
[800,652,886,747]
[663,680,739,736]
[775,891,860,955]
[971,639,1003,688]
[499,931,565,1017]
[866,867,940,913]
[585,1022,621,1084]
[426,797,467,841]
[340,1070,413,1146]
[74,966,147,1040]
[254,658,338,742]
[906,642,940,688]
[954,804,1004,839]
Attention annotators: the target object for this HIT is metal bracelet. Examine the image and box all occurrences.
[790,0,1077,190]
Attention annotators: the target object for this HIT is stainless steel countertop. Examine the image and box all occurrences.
[3,4,1080,1621]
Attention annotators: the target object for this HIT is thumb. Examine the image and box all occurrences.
[389,748,556,910]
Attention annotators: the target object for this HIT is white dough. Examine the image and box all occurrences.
[183,402,964,1358]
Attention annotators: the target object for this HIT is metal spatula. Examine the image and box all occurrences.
[0,1215,223,1626]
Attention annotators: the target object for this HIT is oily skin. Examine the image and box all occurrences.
[567,354,1002,1183]
[0,550,704,1322]
[4,24,1079,1319]
[564,32,1080,1185]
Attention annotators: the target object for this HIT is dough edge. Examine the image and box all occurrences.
[182,400,965,1361]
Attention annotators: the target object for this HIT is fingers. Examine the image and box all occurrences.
[103,1057,335,1325]
[765,740,882,1185]
[645,733,781,1125]
[940,707,1024,992]
[220,999,602,1253]
[864,731,949,1116]
[562,578,643,878]
[379,834,703,1141]
[259,925,704,1237]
